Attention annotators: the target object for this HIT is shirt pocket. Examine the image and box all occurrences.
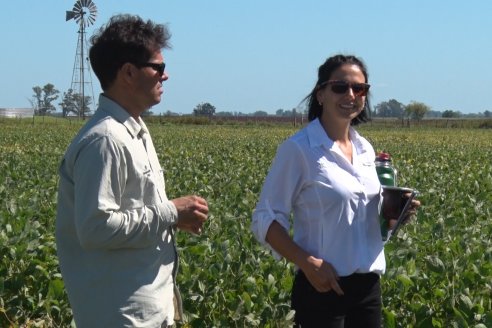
[124,162,162,207]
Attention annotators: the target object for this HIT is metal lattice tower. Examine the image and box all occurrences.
[66,0,97,119]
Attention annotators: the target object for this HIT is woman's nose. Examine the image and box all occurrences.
[346,87,355,98]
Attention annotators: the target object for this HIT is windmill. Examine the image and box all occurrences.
[66,0,97,119]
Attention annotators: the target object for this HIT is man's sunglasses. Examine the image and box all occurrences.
[135,62,166,76]
[320,80,370,97]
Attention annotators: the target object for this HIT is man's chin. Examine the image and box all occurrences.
[147,98,161,109]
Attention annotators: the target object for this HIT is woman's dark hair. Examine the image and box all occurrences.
[89,14,171,90]
[305,54,371,125]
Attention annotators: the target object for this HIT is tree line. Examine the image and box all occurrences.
[194,100,491,120]
[191,103,304,118]
[373,99,491,119]
[31,83,491,119]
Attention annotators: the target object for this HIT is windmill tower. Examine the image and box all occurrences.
[66,0,97,119]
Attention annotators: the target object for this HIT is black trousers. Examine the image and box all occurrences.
[291,271,382,328]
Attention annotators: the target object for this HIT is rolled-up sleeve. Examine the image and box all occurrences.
[251,140,304,259]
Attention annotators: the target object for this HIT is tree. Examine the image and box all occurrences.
[31,83,60,115]
[141,110,155,117]
[374,99,405,118]
[484,110,491,118]
[193,102,216,116]
[216,111,234,116]
[405,101,430,121]
[73,93,92,118]
[442,110,461,118]
[164,110,180,116]
[426,110,442,118]
[59,89,77,117]
[59,89,92,118]
[252,110,268,116]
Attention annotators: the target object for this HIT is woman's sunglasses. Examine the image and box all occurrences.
[320,80,370,97]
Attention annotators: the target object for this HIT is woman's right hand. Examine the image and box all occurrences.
[264,221,344,295]
[301,256,344,295]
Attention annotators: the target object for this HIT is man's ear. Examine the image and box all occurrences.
[120,62,137,84]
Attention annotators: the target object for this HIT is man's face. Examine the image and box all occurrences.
[134,50,168,111]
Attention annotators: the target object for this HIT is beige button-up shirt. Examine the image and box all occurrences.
[56,95,179,327]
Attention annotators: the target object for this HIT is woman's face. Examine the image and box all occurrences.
[316,63,367,123]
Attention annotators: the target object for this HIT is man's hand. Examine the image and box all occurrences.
[171,195,208,234]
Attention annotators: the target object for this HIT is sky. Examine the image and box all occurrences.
[1,0,491,115]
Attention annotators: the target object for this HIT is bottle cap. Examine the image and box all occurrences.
[377,151,391,161]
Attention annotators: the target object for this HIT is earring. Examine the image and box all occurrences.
[318,101,323,106]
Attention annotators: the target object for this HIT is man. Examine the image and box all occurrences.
[56,14,208,327]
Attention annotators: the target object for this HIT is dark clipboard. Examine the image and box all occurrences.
[386,188,419,240]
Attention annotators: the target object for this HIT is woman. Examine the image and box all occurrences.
[251,54,418,327]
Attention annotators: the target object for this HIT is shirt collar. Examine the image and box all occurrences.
[97,94,146,138]
[306,118,334,149]
[306,118,368,154]
[348,127,367,154]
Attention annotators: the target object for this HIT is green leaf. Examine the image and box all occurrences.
[382,308,396,328]
[452,307,469,327]
[431,317,443,328]
[397,274,414,289]
[426,255,445,273]
[47,278,65,300]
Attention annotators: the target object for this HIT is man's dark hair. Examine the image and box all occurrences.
[89,14,171,90]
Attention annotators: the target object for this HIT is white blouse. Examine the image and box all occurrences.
[251,119,385,276]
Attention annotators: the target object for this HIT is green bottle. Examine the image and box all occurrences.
[375,151,397,241]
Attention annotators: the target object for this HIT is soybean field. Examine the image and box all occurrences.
[1,119,491,327]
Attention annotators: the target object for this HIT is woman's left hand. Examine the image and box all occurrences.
[399,193,421,226]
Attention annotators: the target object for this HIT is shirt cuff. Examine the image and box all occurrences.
[157,200,178,227]
[251,211,289,261]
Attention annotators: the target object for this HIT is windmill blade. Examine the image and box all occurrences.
[73,11,82,22]
[86,0,97,26]
[73,1,82,13]
[89,10,97,21]
[87,1,97,15]
[88,4,97,15]
[87,14,96,25]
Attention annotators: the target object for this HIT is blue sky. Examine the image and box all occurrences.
[1,0,490,115]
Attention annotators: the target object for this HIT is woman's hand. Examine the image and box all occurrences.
[265,221,344,295]
[399,193,421,226]
[301,256,344,295]
[383,190,421,228]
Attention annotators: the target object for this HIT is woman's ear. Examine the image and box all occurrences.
[316,88,324,106]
